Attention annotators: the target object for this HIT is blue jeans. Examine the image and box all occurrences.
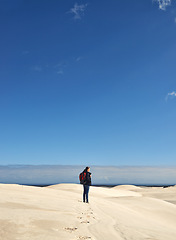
[83,185,90,203]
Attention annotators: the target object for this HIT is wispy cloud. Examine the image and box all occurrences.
[76,56,83,62]
[168,91,176,97]
[57,70,64,75]
[54,62,67,69]
[22,50,29,55]
[69,3,88,20]
[165,91,176,101]
[54,62,67,75]
[154,0,172,10]
[33,66,42,72]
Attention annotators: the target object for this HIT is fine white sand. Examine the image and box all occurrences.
[0,183,176,240]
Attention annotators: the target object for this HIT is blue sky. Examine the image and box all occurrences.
[0,0,176,166]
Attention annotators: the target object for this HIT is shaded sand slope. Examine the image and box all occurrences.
[0,184,176,240]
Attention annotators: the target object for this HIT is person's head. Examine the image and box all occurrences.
[85,166,90,172]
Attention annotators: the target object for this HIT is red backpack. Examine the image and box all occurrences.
[79,171,86,184]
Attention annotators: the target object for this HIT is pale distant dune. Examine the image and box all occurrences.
[0,183,176,240]
[112,184,143,191]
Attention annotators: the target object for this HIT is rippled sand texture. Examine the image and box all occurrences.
[0,183,176,240]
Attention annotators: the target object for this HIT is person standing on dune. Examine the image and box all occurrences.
[81,166,91,203]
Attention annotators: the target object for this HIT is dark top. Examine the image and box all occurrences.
[84,171,91,186]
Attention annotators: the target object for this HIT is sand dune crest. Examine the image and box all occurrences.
[0,183,176,240]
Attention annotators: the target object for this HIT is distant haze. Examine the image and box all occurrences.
[0,165,176,186]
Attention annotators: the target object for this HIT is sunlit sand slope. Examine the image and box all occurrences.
[0,183,176,240]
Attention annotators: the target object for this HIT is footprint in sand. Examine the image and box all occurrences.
[77,205,96,226]
[77,236,92,239]
[81,220,90,224]
[64,227,78,233]
[77,208,96,224]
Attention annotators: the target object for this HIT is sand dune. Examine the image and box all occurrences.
[0,183,176,240]
[112,184,142,190]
